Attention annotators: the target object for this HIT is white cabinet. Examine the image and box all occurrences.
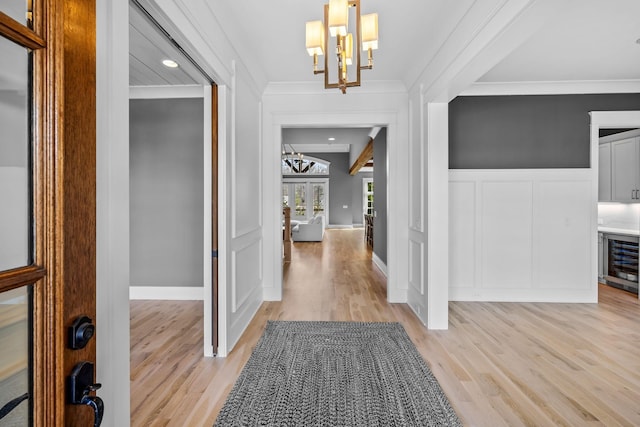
[598,143,611,202]
[598,232,604,281]
[611,137,640,202]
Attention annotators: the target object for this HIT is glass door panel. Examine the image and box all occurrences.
[293,184,306,221]
[0,36,32,272]
[0,25,36,426]
[0,286,31,425]
[312,183,326,216]
[282,184,290,208]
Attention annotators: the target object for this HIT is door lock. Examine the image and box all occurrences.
[69,316,95,350]
[68,361,103,427]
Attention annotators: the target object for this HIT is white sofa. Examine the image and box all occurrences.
[291,215,325,242]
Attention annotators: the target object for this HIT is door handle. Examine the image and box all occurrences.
[68,361,103,427]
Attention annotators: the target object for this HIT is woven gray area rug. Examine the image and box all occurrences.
[214,321,462,426]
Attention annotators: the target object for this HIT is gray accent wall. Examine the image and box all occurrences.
[130,98,204,288]
[373,128,387,265]
[449,94,640,169]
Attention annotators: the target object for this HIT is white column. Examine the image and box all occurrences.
[426,102,449,329]
[96,0,131,425]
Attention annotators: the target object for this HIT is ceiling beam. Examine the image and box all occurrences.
[349,137,374,175]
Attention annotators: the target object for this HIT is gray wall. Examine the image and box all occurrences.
[352,171,373,225]
[373,128,387,264]
[309,152,371,226]
[449,94,640,169]
[130,98,204,288]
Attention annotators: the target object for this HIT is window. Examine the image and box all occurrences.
[282,155,330,176]
[363,178,374,218]
[283,179,329,222]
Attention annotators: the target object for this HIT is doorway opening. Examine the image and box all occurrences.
[280,127,389,301]
[128,0,218,361]
[596,126,640,298]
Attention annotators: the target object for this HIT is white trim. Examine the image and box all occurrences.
[426,103,449,330]
[599,128,640,144]
[461,80,640,96]
[263,104,409,306]
[129,84,205,99]
[96,0,131,424]
[216,85,229,357]
[591,111,640,129]
[129,286,204,300]
[327,224,353,229]
[372,253,387,277]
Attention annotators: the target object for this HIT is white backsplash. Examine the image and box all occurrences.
[598,203,640,231]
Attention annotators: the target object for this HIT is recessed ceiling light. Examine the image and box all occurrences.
[162,59,179,68]
[328,137,336,141]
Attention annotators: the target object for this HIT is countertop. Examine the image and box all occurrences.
[598,226,640,237]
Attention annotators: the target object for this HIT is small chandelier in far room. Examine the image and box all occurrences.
[305,0,378,94]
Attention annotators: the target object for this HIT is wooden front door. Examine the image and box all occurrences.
[0,1,98,425]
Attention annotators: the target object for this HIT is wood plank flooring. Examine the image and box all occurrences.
[131,229,640,426]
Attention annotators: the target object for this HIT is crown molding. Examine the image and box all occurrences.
[460,79,640,96]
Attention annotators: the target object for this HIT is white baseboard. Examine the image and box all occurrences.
[327,224,354,229]
[372,253,388,277]
[449,288,597,303]
[129,286,204,300]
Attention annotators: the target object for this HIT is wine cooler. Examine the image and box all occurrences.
[604,233,639,294]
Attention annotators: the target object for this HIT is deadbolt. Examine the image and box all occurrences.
[69,316,95,350]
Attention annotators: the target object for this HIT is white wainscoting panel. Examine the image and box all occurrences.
[408,96,424,232]
[232,71,262,239]
[448,181,476,289]
[450,169,596,302]
[224,64,264,353]
[533,180,591,290]
[407,231,425,321]
[481,180,533,290]
[231,238,262,313]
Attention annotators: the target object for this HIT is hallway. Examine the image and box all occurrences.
[131,229,640,426]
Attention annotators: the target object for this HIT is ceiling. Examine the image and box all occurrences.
[479,0,640,83]
[128,0,640,88]
[282,128,372,153]
[129,2,205,86]
[212,0,476,85]
[128,0,640,153]
[211,0,640,87]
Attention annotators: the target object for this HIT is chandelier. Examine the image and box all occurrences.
[282,145,307,173]
[305,0,378,94]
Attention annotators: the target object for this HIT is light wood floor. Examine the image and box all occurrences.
[131,229,640,426]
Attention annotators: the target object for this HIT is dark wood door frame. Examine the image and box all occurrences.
[0,1,97,424]
[211,84,219,354]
